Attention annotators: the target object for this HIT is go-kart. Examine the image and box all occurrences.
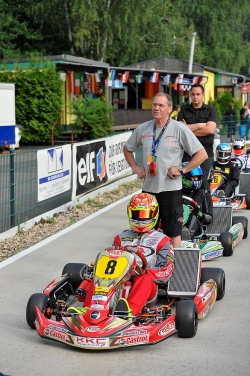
[210,169,250,210]
[181,195,248,260]
[26,245,225,350]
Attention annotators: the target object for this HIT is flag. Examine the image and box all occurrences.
[112,80,123,88]
[182,77,193,91]
[135,71,143,83]
[75,73,81,94]
[150,72,159,83]
[163,74,171,85]
[95,72,101,82]
[69,71,75,93]
[120,71,130,83]
[91,74,96,93]
[80,73,85,94]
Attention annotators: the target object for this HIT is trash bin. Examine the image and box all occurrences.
[238,124,247,137]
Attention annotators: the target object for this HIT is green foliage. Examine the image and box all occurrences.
[71,95,114,139]
[0,61,62,144]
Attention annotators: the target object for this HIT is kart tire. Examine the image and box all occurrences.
[201,267,225,301]
[220,232,233,257]
[245,192,250,210]
[62,263,85,289]
[232,216,248,239]
[176,300,198,338]
[26,293,52,329]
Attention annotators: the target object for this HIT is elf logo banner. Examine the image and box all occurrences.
[75,141,107,196]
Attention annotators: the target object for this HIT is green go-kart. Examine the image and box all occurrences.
[181,196,248,260]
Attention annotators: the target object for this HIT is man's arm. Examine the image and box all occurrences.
[183,120,216,136]
[168,148,208,178]
[123,145,146,179]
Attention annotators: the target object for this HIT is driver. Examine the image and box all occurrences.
[113,193,175,318]
[213,142,240,197]
[78,193,175,319]
[232,138,250,172]
[182,164,213,238]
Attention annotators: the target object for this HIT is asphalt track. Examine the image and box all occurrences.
[0,192,250,376]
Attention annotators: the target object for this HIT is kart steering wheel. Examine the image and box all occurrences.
[182,195,201,215]
[125,246,147,274]
[231,157,243,170]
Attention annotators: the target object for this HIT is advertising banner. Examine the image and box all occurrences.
[72,133,133,200]
[37,145,71,201]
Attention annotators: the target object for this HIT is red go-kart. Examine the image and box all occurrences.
[26,246,225,350]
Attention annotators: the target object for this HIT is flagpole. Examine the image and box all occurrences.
[188,32,197,74]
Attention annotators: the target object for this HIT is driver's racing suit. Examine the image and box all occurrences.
[79,229,174,316]
[112,229,174,315]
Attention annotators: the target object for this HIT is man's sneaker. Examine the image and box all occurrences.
[114,298,133,321]
[66,306,88,314]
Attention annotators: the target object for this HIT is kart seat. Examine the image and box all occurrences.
[167,248,200,299]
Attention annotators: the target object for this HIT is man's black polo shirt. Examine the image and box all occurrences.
[177,103,218,158]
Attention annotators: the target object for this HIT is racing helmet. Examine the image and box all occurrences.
[216,143,232,165]
[127,193,159,233]
[182,162,203,190]
[233,138,246,156]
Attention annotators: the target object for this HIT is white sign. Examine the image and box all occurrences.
[37,145,71,201]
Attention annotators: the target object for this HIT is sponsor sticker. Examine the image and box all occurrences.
[46,328,73,343]
[113,334,150,346]
[75,336,109,348]
[158,322,175,336]
[90,304,105,310]
[85,326,101,333]
[90,310,101,320]
[92,295,108,302]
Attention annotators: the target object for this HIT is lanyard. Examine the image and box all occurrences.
[151,119,169,156]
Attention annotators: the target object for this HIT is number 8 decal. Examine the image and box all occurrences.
[104,260,117,275]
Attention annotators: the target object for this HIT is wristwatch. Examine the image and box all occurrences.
[179,167,184,175]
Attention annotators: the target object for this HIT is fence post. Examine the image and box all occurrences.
[10,147,15,227]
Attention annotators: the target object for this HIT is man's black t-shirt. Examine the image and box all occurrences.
[177,103,218,158]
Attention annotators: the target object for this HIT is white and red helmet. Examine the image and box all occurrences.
[233,138,246,156]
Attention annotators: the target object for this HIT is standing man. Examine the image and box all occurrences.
[123,92,207,248]
[177,84,218,189]
[239,101,249,139]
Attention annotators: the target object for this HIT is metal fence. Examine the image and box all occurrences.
[0,148,71,234]
[0,145,143,235]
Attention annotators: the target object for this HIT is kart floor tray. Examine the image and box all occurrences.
[167,248,200,298]
[206,205,232,235]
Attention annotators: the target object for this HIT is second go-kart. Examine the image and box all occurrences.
[26,245,225,350]
[210,169,250,210]
[181,195,248,260]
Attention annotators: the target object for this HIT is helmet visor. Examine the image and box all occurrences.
[217,151,231,158]
[129,208,158,219]
[190,167,203,177]
[233,145,244,150]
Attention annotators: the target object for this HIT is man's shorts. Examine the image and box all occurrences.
[143,189,183,238]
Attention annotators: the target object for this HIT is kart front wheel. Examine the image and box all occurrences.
[62,263,85,289]
[26,293,52,329]
[232,216,248,239]
[201,267,225,300]
[220,232,233,256]
[176,300,198,338]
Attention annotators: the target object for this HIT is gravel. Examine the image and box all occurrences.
[0,178,142,262]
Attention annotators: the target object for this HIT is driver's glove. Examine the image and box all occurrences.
[197,211,203,219]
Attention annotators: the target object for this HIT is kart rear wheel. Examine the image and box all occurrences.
[201,267,225,300]
[220,232,233,256]
[245,192,250,210]
[176,300,198,338]
[232,216,248,239]
[62,263,85,289]
[26,293,52,329]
